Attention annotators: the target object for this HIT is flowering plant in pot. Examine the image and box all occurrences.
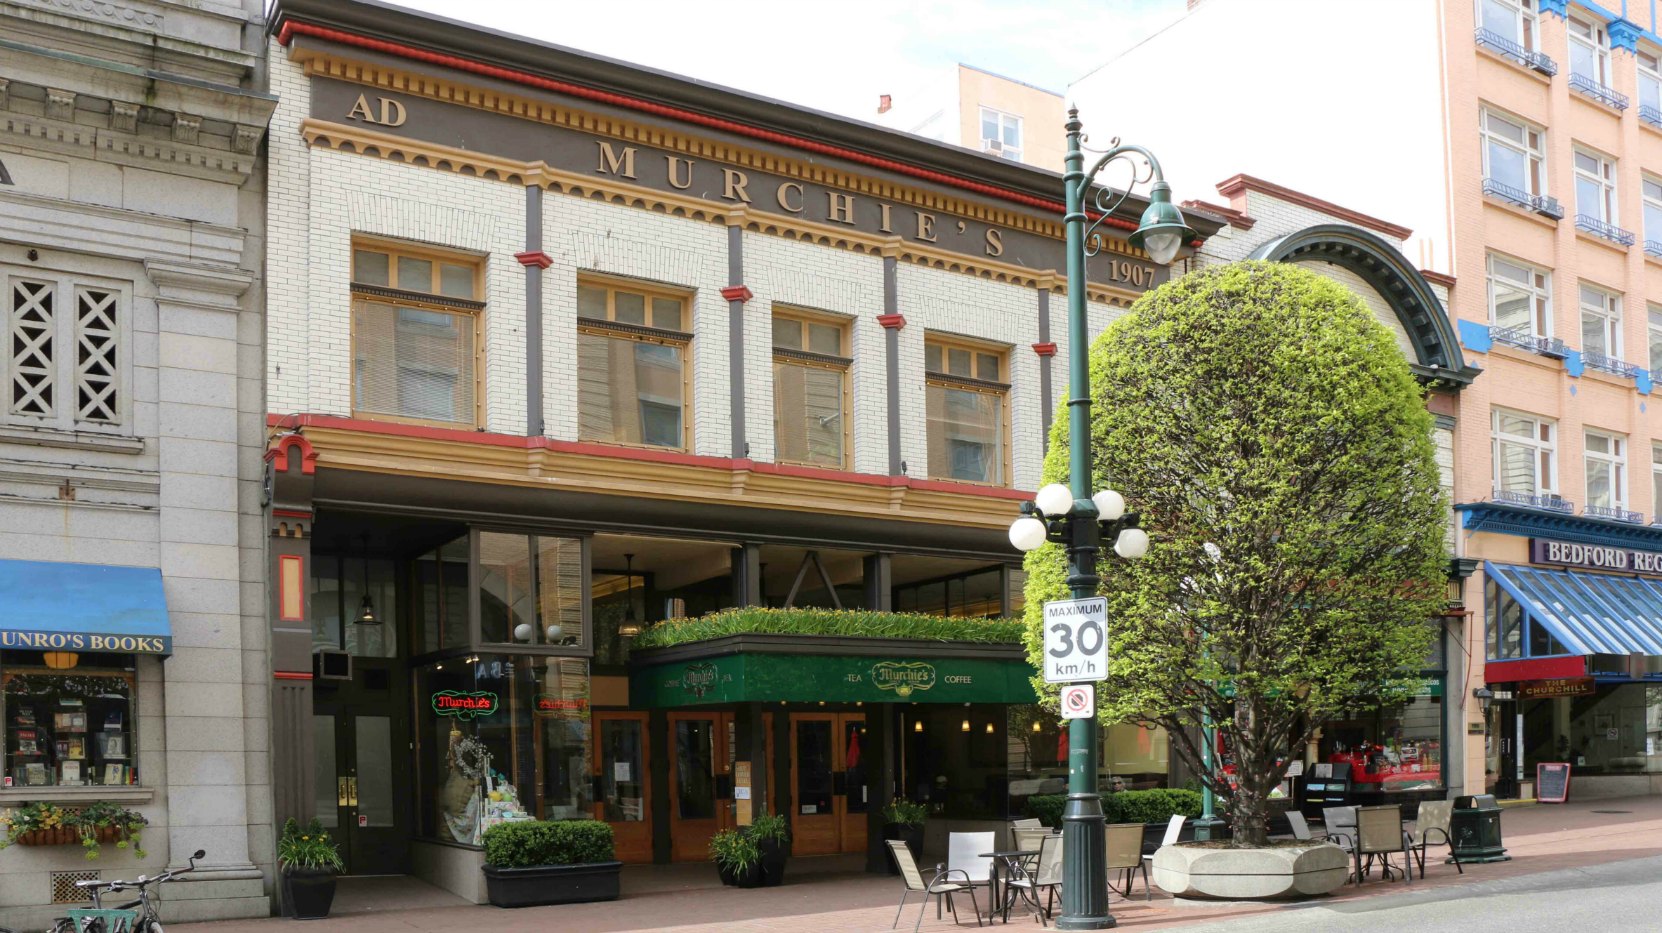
[708,828,761,888]
[278,817,343,919]
[880,800,927,875]
[0,802,147,859]
[747,813,789,886]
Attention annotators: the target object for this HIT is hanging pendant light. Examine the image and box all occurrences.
[355,534,380,625]
[617,553,642,638]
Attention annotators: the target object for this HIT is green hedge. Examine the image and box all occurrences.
[482,819,615,868]
[631,607,1024,649]
[1023,789,1203,828]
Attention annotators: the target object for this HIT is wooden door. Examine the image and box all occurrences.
[667,711,733,860]
[592,711,652,863]
[790,712,866,855]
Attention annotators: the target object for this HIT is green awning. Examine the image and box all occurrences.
[630,636,1038,707]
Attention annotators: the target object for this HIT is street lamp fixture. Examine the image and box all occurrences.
[1473,686,1495,712]
[1010,108,1191,931]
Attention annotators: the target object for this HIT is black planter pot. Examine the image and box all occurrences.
[731,861,763,888]
[755,837,788,886]
[281,867,337,920]
[717,861,737,886]
[482,861,623,908]
[881,823,924,875]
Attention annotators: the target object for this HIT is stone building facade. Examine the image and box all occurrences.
[0,0,272,922]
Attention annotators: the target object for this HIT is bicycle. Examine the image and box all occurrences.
[0,848,206,933]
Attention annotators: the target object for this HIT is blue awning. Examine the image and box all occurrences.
[0,560,171,656]
[1486,561,1662,655]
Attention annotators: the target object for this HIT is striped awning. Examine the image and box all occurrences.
[1486,561,1662,655]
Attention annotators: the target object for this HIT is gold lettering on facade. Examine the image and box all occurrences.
[776,181,804,213]
[984,229,1004,257]
[666,156,695,190]
[827,192,857,225]
[346,94,407,127]
[879,203,893,233]
[914,211,937,242]
[723,168,751,203]
[596,142,638,179]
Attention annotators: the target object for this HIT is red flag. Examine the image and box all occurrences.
[846,729,861,768]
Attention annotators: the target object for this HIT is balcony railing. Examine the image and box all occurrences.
[1581,350,1641,378]
[1475,27,1558,75]
[1570,72,1630,110]
[1643,104,1662,129]
[1585,504,1644,524]
[1490,323,1569,358]
[1493,489,1574,513]
[1483,178,1562,219]
[1575,213,1637,246]
[1646,240,1662,258]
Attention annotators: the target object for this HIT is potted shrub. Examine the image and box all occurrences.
[748,813,789,886]
[880,800,927,875]
[708,828,761,888]
[278,817,343,919]
[481,819,620,908]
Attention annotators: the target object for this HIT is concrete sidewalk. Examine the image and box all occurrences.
[171,796,1662,932]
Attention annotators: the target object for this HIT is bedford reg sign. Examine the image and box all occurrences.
[1530,539,1662,575]
[1043,597,1109,684]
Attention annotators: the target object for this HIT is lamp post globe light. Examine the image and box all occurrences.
[1008,109,1194,930]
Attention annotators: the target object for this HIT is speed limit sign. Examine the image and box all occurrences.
[1043,596,1108,683]
[1061,683,1094,719]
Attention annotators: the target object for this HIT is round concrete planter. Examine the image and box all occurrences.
[1151,842,1348,900]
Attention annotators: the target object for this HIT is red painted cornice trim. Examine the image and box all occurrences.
[514,250,553,269]
[1216,174,1412,241]
[1420,268,1456,289]
[274,21,1152,235]
[1484,656,1587,684]
[720,285,753,302]
[1181,198,1254,231]
[265,431,317,475]
[273,671,314,681]
[877,314,906,330]
[272,508,314,519]
[265,413,1034,501]
[1031,342,1057,357]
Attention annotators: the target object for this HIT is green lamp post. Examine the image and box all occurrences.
[1008,108,1194,930]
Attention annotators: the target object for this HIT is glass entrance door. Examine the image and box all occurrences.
[667,711,734,860]
[790,712,866,855]
[592,711,652,863]
[312,661,410,874]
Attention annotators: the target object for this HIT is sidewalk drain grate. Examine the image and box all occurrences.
[1590,809,1632,814]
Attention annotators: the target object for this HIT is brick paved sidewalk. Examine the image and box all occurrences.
[173,795,1662,933]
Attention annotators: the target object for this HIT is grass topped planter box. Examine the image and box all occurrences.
[481,819,620,908]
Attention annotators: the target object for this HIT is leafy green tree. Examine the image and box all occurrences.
[1023,261,1446,847]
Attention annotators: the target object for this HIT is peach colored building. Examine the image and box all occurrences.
[1442,0,1662,799]
[875,64,1066,171]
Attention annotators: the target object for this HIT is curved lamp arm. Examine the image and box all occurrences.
[1079,144,1166,257]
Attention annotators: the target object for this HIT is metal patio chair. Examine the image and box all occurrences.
[1011,817,1044,830]
[1142,814,1185,873]
[1104,822,1151,900]
[1012,827,1052,874]
[888,839,982,930]
[1353,804,1412,884]
[1321,805,1359,880]
[1405,800,1462,877]
[1003,832,1064,924]
[1287,810,1346,845]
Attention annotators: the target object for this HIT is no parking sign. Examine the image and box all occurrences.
[1060,683,1094,720]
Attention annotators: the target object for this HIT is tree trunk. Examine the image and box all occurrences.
[1230,780,1270,848]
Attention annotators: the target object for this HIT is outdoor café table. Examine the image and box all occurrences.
[979,849,1040,922]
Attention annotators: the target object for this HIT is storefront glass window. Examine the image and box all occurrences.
[478,532,585,649]
[1005,706,1171,815]
[3,656,137,788]
[412,535,470,653]
[413,654,592,845]
[1318,686,1446,794]
[1521,683,1662,775]
[893,565,1007,618]
[1485,578,1524,659]
[311,554,396,658]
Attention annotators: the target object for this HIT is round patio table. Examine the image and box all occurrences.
[979,849,1040,922]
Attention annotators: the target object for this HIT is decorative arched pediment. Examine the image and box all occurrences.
[1247,225,1477,389]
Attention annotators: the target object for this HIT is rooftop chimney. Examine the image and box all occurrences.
[878,94,893,114]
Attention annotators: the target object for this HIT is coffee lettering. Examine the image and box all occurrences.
[827,192,857,225]
[596,142,638,179]
[776,181,804,213]
[722,168,751,203]
[914,211,937,242]
[666,156,695,190]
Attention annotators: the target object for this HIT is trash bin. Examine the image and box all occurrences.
[1449,794,1510,863]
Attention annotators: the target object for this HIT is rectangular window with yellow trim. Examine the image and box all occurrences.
[350,241,483,427]
[925,335,1009,486]
[577,279,691,450]
[772,308,851,469]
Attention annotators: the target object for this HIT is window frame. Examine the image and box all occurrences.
[1640,48,1662,114]
[469,527,593,658]
[1485,252,1552,337]
[349,238,486,429]
[1480,0,1538,51]
[1644,175,1662,245]
[1583,428,1628,512]
[1568,14,1611,84]
[1578,281,1622,358]
[1648,303,1662,375]
[2,264,132,435]
[770,306,853,470]
[1652,442,1662,522]
[1491,408,1558,497]
[1480,107,1546,197]
[978,107,1023,162]
[574,275,695,452]
[924,333,1012,487]
[1573,146,1618,224]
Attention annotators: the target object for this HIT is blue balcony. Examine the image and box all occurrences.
[1475,27,1558,75]
[1570,72,1630,110]
[1483,178,1562,219]
[1642,103,1662,129]
[1575,213,1636,246]
[1585,504,1644,524]
[1490,323,1569,358]
[1581,350,1641,379]
[1493,489,1575,514]
[1646,240,1662,258]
